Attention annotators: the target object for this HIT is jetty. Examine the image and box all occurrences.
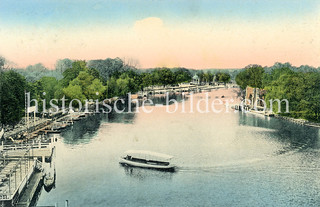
[2,110,90,143]
[145,84,226,96]
[0,140,55,206]
[231,104,275,117]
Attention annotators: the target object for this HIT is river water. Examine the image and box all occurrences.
[36,89,320,206]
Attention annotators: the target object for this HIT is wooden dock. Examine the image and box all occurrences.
[16,171,43,207]
[0,142,55,206]
[5,147,53,160]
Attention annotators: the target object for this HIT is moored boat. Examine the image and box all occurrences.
[43,172,56,192]
[119,150,176,171]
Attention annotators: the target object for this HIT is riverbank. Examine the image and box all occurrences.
[236,106,320,128]
[36,85,320,207]
[273,114,320,128]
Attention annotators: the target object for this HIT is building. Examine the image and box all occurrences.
[245,86,266,109]
[192,74,199,85]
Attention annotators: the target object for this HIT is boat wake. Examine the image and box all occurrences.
[178,140,317,174]
[177,158,265,173]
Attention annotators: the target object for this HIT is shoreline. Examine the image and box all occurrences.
[243,108,320,128]
[273,114,320,128]
[4,86,320,144]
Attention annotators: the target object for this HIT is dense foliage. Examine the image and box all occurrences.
[0,57,193,127]
[235,64,264,89]
[8,53,320,126]
[0,70,26,127]
[215,72,231,84]
[235,62,320,122]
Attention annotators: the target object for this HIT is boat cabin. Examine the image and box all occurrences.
[121,150,174,167]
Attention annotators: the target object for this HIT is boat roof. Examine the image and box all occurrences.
[124,150,173,160]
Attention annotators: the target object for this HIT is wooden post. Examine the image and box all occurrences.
[20,160,22,181]
[8,172,11,195]
[14,170,17,189]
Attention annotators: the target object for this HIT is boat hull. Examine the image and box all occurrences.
[119,158,175,172]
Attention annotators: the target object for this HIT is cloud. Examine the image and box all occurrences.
[134,17,164,33]
[1,13,320,69]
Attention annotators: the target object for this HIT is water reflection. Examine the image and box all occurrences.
[122,166,174,180]
[60,94,186,145]
[61,114,103,144]
[36,90,320,207]
[238,112,320,152]
[61,112,136,145]
[107,111,136,124]
[148,93,186,105]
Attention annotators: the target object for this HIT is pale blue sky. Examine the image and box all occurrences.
[1,0,318,27]
[0,0,319,69]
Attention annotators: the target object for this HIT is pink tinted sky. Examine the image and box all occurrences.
[0,1,319,69]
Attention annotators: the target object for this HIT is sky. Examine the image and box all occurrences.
[0,0,319,69]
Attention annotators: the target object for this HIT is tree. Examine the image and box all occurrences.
[0,56,15,71]
[0,70,26,127]
[106,77,118,98]
[54,81,65,100]
[63,85,86,107]
[116,73,139,97]
[0,57,5,70]
[235,65,264,89]
[20,63,49,82]
[141,73,153,89]
[235,69,250,89]
[61,60,86,87]
[0,57,7,70]
[246,64,264,88]
[116,78,131,97]
[197,71,205,84]
[301,73,320,121]
[203,71,213,84]
[151,70,160,86]
[174,69,192,84]
[55,58,73,74]
[158,68,175,87]
[221,73,231,84]
[87,79,107,100]
[263,67,320,121]
[38,77,59,108]
[87,67,101,80]
[69,71,95,98]
[87,58,126,84]
[216,72,231,84]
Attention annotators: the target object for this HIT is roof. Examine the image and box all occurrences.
[124,150,173,160]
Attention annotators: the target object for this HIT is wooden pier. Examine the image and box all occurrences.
[2,110,87,144]
[0,142,55,206]
[16,171,43,207]
[0,110,92,206]
[146,84,221,95]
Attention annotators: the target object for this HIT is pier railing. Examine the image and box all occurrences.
[0,156,36,202]
[0,142,52,152]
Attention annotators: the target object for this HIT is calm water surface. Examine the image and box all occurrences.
[37,90,320,206]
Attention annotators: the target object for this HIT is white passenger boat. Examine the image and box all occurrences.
[119,150,176,171]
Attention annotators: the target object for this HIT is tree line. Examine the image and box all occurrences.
[1,56,232,127]
[235,62,320,122]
